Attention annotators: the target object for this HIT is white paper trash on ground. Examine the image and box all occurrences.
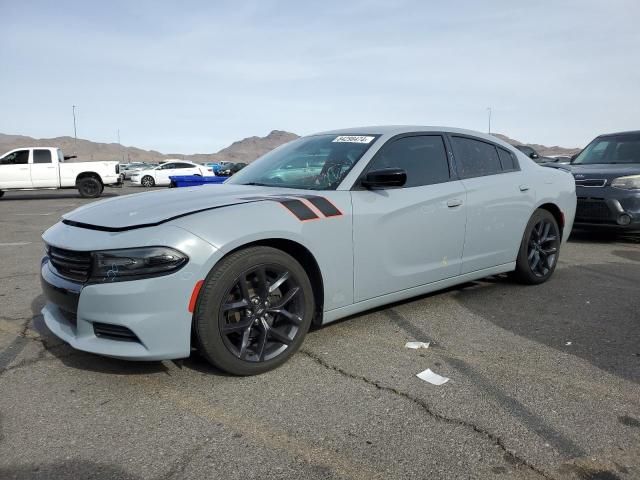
[416,369,449,385]
[405,341,430,349]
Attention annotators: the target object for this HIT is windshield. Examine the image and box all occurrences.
[226,134,378,190]
[573,134,640,165]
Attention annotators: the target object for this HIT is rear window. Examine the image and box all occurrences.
[451,137,502,178]
[33,149,52,164]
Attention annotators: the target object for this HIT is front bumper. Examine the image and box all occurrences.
[40,223,220,361]
[574,187,640,230]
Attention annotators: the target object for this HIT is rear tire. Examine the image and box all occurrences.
[194,246,314,375]
[513,209,561,284]
[77,177,102,198]
[141,175,155,187]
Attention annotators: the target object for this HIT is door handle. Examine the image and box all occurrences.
[447,198,463,208]
[19,167,29,170]
[519,184,530,192]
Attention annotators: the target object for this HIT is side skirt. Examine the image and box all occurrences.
[321,262,516,325]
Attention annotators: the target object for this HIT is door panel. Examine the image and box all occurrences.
[30,149,58,187]
[352,181,467,302]
[460,171,533,273]
[0,150,32,188]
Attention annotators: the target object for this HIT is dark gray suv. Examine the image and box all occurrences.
[570,131,640,230]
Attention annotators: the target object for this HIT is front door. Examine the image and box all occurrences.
[0,149,32,188]
[30,149,59,187]
[352,134,467,302]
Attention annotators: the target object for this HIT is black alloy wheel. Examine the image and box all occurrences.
[527,218,559,277]
[195,246,314,375]
[77,177,102,198]
[513,209,561,284]
[219,265,304,362]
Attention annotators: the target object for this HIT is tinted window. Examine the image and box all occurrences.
[451,137,502,178]
[0,150,29,165]
[160,163,175,169]
[176,163,194,169]
[573,134,640,165]
[366,135,450,187]
[497,148,518,171]
[33,149,52,164]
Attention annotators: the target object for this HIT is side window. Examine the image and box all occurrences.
[0,150,29,165]
[367,135,450,187]
[161,163,175,170]
[497,148,518,172]
[451,137,502,178]
[177,163,194,169]
[33,149,53,164]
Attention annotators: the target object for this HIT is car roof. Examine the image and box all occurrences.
[311,125,512,147]
[598,130,640,137]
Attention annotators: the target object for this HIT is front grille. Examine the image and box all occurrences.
[575,178,607,187]
[93,323,140,342]
[48,245,92,282]
[576,198,613,222]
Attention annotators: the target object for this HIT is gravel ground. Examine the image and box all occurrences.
[0,185,639,480]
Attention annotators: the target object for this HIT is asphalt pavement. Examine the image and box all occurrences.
[0,185,639,480]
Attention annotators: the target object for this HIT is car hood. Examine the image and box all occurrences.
[61,184,288,231]
[569,163,640,178]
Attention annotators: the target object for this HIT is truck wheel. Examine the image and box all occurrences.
[77,177,102,198]
[141,175,155,187]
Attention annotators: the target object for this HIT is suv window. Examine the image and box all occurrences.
[366,135,450,187]
[451,137,502,178]
[0,150,29,165]
[33,149,52,164]
[497,147,518,171]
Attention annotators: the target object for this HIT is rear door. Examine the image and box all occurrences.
[30,149,59,187]
[0,149,32,188]
[449,135,533,273]
[351,134,467,302]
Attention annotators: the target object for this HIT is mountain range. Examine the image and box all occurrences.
[0,130,580,164]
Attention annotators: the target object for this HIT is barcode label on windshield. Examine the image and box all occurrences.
[332,135,375,144]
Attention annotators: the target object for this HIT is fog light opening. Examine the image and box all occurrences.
[617,213,632,226]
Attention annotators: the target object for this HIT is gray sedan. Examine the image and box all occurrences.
[40,126,576,375]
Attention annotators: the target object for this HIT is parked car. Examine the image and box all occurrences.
[218,162,248,176]
[203,162,221,174]
[546,155,573,165]
[568,130,640,230]
[40,126,575,375]
[120,162,156,180]
[130,161,205,187]
[514,145,556,164]
[0,147,121,198]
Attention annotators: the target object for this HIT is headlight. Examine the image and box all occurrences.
[89,247,188,283]
[611,175,640,190]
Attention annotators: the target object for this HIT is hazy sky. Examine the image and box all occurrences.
[1,0,639,153]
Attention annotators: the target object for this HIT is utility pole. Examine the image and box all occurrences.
[486,107,492,134]
[72,105,78,145]
[117,129,124,163]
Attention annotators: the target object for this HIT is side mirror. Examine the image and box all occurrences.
[531,153,539,159]
[361,168,407,189]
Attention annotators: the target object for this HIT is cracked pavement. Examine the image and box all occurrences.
[1,187,639,479]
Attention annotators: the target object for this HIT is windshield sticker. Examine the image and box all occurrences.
[332,135,375,144]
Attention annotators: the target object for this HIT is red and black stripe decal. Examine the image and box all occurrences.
[239,195,342,221]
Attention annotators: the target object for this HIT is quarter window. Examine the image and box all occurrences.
[33,149,52,164]
[366,135,450,187]
[451,137,502,178]
[497,148,518,172]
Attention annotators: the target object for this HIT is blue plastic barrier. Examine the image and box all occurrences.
[169,175,227,188]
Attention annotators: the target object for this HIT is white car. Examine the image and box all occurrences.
[130,161,205,187]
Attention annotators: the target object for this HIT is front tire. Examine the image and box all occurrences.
[513,209,561,284]
[141,175,155,187]
[194,246,314,375]
[77,177,102,198]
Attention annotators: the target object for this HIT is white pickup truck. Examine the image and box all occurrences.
[0,147,121,198]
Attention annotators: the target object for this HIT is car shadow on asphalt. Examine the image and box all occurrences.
[569,229,640,245]
[453,263,640,384]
